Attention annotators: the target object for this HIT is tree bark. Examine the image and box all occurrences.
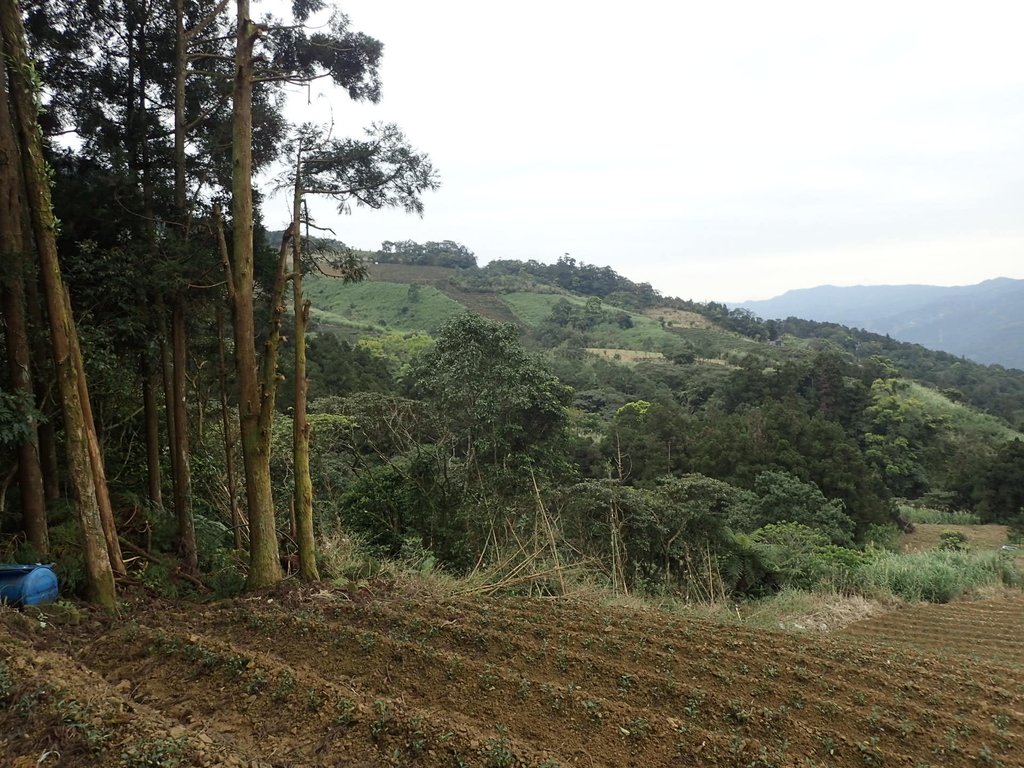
[231,0,282,588]
[291,161,318,581]
[157,298,179,506]
[0,55,46,554]
[25,275,59,503]
[174,0,187,217]
[216,301,243,550]
[169,0,199,575]
[141,353,163,508]
[65,286,125,575]
[0,0,116,608]
[172,293,198,574]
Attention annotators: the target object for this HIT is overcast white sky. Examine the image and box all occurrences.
[263,0,1024,303]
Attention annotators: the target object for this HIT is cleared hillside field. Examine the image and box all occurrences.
[902,523,1013,554]
[500,293,681,351]
[314,265,522,326]
[366,263,459,284]
[585,347,665,362]
[3,585,1023,767]
[641,307,714,329]
[304,276,465,334]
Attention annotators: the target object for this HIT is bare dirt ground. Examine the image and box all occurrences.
[584,348,666,362]
[3,581,1023,768]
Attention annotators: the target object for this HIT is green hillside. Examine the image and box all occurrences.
[309,266,763,363]
[501,292,686,351]
[898,380,1023,443]
[303,259,1024,478]
[289,264,1024,599]
[304,276,465,334]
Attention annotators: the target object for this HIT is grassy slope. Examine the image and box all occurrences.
[500,292,711,353]
[900,380,1024,442]
[309,265,782,362]
[304,275,465,334]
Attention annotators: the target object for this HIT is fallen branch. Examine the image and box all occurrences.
[118,537,213,593]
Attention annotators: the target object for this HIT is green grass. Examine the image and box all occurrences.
[858,549,1020,603]
[899,381,1023,443]
[662,326,760,360]
[308,307,380,333]
[304,273,771,363]
[899,505,981,525]
[588,316,678,352]
[498,292,577,326]
[499,293,686,353]
[434,284,522,325]
[304,275,465,334]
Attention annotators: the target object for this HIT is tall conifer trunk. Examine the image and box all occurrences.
[141,354,163,508]
[0,53,46,554]
[25,275,59,503]
[65,286,125,574]
[158,300,179,508]
[216,301,243,550]
[291,152,318,581]
[167,0,198,572]
[230,0,282,588]
[0,0,116,607]
[172,293,198,574]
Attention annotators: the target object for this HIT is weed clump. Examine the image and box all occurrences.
[859,549,1020,603]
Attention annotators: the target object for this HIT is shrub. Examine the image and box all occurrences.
[748,522,830,591]
[939,530,969,552]
[862,524,902,552]
[1007,511,1024,545]
[751,471,855,546]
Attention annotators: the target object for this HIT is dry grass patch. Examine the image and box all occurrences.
[735,589,888,632]
[642,307,713,328]
[902,523,1011,553]
[585,347,665,362]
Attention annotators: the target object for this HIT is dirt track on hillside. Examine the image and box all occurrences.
[3,585,1023,767]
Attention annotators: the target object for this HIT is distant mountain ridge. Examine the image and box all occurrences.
[736,277,1024,370]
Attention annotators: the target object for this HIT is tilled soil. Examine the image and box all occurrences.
[2,584,1023,767]
[841,591,1024,666]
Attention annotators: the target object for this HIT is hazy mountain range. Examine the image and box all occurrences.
[735,277,1024,370]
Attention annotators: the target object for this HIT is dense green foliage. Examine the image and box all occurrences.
[253,255,1024,601]
[3,0,1022,607]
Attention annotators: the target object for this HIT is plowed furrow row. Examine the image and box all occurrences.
[189,602,1023,766]
[74,623,549,767]
[317,596,1024,709]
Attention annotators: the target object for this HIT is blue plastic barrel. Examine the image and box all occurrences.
[0,564,59,606]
